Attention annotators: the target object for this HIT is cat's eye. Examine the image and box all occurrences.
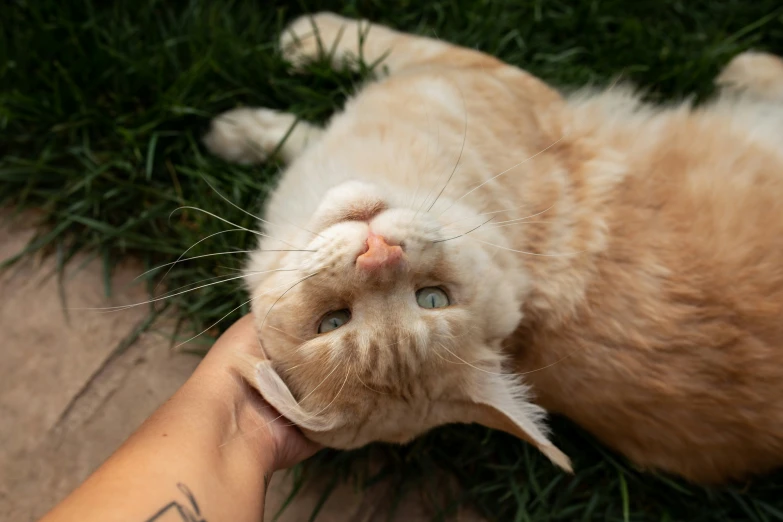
[416,287,450,309]
[318,309,351,334]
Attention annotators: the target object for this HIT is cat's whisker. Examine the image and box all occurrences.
[487,203,556,225]
[134,249,256,282]
[294,357,342,406]
[470,237,586,257]
[516,352,575,376]
[171,206,302,249]
[216,266,244,272]
[485,220,554,230]
[250,269,323,298]
[354,370,390,396]
[305,364,351,419]
[203,177,324,239]
[436,213,489,230]
[149,229,248,291]
[174,295,259,349]
[382,333,413,348]
[153,273,245,300]
[424,84,468,214]
[478,205,530,216]
[154,267,294,306]
[76,268,296,312]
[435,341,572,378]
[159,265,296,301]
[432,217,494,244]
[294,338,319,355]
[438,135,566,217]
[435,343,506,375]
[412,85,468,221]
[409,109,441,214]
[436,203,556,238]
[266,324,308,343]
[80,273,250,312]
[260,271,322,329]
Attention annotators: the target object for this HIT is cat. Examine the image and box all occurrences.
[203,12,783,484]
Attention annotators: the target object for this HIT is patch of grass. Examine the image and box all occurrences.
[3,0,783,520]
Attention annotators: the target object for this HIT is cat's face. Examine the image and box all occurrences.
[243,180,570,470]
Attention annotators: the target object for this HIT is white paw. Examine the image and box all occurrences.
[279,12,362,69]
[203,108,298,165]
[716,51,783,98]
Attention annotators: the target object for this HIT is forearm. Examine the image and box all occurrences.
[40,368,274,522]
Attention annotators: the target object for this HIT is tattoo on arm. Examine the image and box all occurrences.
[144,483,206,522]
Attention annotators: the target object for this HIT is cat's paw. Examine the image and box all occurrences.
[279,12,364,70]
[716,51,783,101]
[203,107,297,165]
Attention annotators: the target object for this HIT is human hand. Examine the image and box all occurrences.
[187,314,322,471]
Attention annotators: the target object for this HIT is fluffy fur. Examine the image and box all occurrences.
[203,12,783,484]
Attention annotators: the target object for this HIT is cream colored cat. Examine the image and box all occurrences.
[204,12,783,483]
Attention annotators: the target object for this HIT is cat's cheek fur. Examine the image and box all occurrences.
[450,241,526,339]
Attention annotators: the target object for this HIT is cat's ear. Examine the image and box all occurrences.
[234,354,341,432]
[465,374,572,472]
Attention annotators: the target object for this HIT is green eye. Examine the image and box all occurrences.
[318,309,351,334]
[416,287,450,309]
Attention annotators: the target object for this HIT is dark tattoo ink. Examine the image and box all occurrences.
[144,483,206,522]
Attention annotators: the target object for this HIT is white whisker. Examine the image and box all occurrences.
[437,202,555,235]
[295,358,342,406]
[175,295,258,349]
[487,203,556,225]
[260,271,322,328]
[438,135,565,217]
[170,206,301,249]
[471,237,585,257]
[425,83,468,213]
[486,220,554,229]
[149,229,245,290]
[435,342,505,375]
[135,249,254,282]
[75,268,294,312]
[266,324,307,343]
[354,370,390,396]
[154,273,243,299]
[306,365,351,418]
[517,353,575,375]
[203,177,324,238]
[433,217,494,243]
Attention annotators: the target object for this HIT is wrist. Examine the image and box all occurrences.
[182,364,281,470]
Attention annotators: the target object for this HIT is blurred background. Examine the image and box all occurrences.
[2,1,783,520]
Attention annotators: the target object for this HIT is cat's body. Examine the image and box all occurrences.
[204,13,783,484]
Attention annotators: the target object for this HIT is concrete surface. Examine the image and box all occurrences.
[0,210,482,522]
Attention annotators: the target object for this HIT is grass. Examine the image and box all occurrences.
[2,0,783,520]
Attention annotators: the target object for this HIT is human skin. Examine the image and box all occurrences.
[40,314,320,522]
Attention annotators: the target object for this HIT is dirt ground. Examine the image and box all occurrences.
[0,211,482,522]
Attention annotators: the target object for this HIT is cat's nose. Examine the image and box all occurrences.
[356,232,403,271]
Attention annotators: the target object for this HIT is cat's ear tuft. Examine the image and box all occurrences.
[465,374,572,472]
[233,354,340,432]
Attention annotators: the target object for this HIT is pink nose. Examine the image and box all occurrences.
[356,232,403,271]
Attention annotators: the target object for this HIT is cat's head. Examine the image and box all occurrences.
[241,179,570,471]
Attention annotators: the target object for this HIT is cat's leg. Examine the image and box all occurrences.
[716,51,783,102]
[280,12,505,76]
[203,107,323,165]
